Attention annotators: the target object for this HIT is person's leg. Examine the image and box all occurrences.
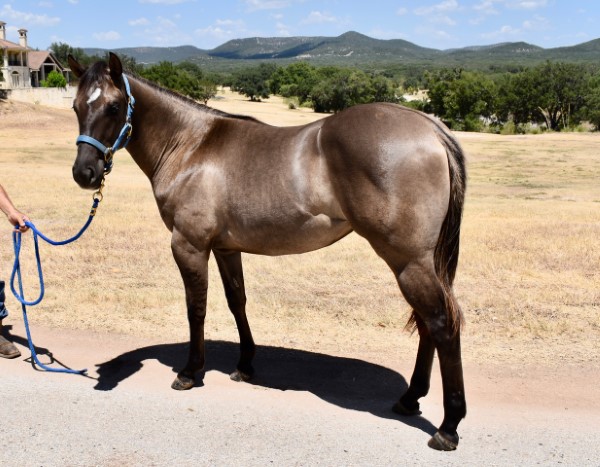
[0,280,21,359]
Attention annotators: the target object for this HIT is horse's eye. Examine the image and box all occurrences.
[106,103,120,115]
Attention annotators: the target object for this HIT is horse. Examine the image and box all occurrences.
[68,53,467,451]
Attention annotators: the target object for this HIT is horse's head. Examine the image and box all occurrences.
[68,52,133,190]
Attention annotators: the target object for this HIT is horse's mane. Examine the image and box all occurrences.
[80,60,261,124]
[132,74,262,124]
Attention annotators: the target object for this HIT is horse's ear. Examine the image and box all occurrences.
[108,52,123,84]
[68,54,85,78]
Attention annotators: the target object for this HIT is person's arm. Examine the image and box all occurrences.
[0,185,29,232]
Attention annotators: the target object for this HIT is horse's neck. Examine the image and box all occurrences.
[125,77,212,181]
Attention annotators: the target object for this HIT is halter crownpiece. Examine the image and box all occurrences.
[76,74,136,175]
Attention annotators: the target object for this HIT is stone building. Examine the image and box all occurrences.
[0,20,69,89]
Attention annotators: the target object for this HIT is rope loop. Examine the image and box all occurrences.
[10,195,101,375]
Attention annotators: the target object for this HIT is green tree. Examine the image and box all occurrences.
[310,68,396,113]
[494,72,533,128]
[41,70,67,88]
[140,61,216,102]
[270,62,319,105]
[177,61,204,80]
[196,79,218,104]
[49,42,84,65]
[119,54,143,75]
[140,61,181,89]
[531,62,587,130]
[426,68,496,131]
[369,74,400,103]
[175,61,217,103]
[231,63,278,101]
[581,74,600,131]
[496,62,588,131]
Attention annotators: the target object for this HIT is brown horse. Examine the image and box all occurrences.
[68,53,467,451]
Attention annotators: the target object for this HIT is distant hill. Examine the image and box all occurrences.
[84,45,209,64]
[83,31,600,72]
[209,31,440,61]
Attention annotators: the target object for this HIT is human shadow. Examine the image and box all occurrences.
[94,339,436,436]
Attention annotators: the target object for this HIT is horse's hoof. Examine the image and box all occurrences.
[392,400,422,416]
[428,431,458,451]
[230,369,252,382]
[171,375,195,390]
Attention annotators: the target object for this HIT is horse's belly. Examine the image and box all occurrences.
[222,214,352,256]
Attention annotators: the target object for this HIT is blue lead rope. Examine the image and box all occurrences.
[10,198,100,375]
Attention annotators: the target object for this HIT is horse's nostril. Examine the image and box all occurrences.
[73,165,97,188]
[86,168,96,183]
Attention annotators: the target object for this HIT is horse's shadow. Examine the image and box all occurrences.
[94,339,436,436]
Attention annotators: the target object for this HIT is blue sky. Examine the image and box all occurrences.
[1,0,598,51]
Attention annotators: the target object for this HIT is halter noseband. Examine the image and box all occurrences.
[76,74,135,175]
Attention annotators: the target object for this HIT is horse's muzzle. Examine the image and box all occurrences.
[72,162,103,190]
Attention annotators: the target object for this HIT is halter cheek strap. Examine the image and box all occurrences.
[76,74,136,174]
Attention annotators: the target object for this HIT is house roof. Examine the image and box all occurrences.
[28,50,67,71]
[0,38,27,51]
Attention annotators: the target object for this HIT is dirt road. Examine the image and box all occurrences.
[2,322,598,466]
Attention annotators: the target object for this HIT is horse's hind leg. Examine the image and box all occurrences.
[213,250,256,382]
[393,258,466,450]
[392,316,435,416]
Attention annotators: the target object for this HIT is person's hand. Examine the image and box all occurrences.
[7,210,30,233]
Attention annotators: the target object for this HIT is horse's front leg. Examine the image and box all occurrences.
[170,230,210,390]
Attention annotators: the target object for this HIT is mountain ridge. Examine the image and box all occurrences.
[82,31,600,70]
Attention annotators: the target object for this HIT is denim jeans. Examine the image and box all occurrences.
[0,280,8,320]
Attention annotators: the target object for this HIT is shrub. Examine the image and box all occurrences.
[41,70,67,88]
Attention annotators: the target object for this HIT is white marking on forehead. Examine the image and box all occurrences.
[86,87,102,105]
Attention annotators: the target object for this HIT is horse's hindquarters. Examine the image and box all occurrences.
[319,104,451,261]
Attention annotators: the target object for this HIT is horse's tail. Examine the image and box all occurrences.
[407,125,467,336]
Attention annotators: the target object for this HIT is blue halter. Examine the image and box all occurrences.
[75,74,135,174]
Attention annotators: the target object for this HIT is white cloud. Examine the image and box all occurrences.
[369,27,407,40]
[194,19,247,42]
[413,0,460,31]
[396,8,408,16]
[275,21,291,36]
[414,0,459,16]
[301,11,339,24]
[522,14,549,31]
[140,16,193,45]
[93,30,122,42]
[510,0,547,9]
[243,0,291,11]
[129,17,150,27]
[474,0,500,15]
[158,16,177,29]
[138,0,192,4]
[0,4,60,26]
[481,24,521,40]
[432,15,457,26]
[415,24,455,45]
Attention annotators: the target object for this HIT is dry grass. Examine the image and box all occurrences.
[1,92,598,368]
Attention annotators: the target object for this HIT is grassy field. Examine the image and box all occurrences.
[1,92,598,369]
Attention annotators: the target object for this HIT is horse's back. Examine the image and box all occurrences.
[319,103,453,256]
